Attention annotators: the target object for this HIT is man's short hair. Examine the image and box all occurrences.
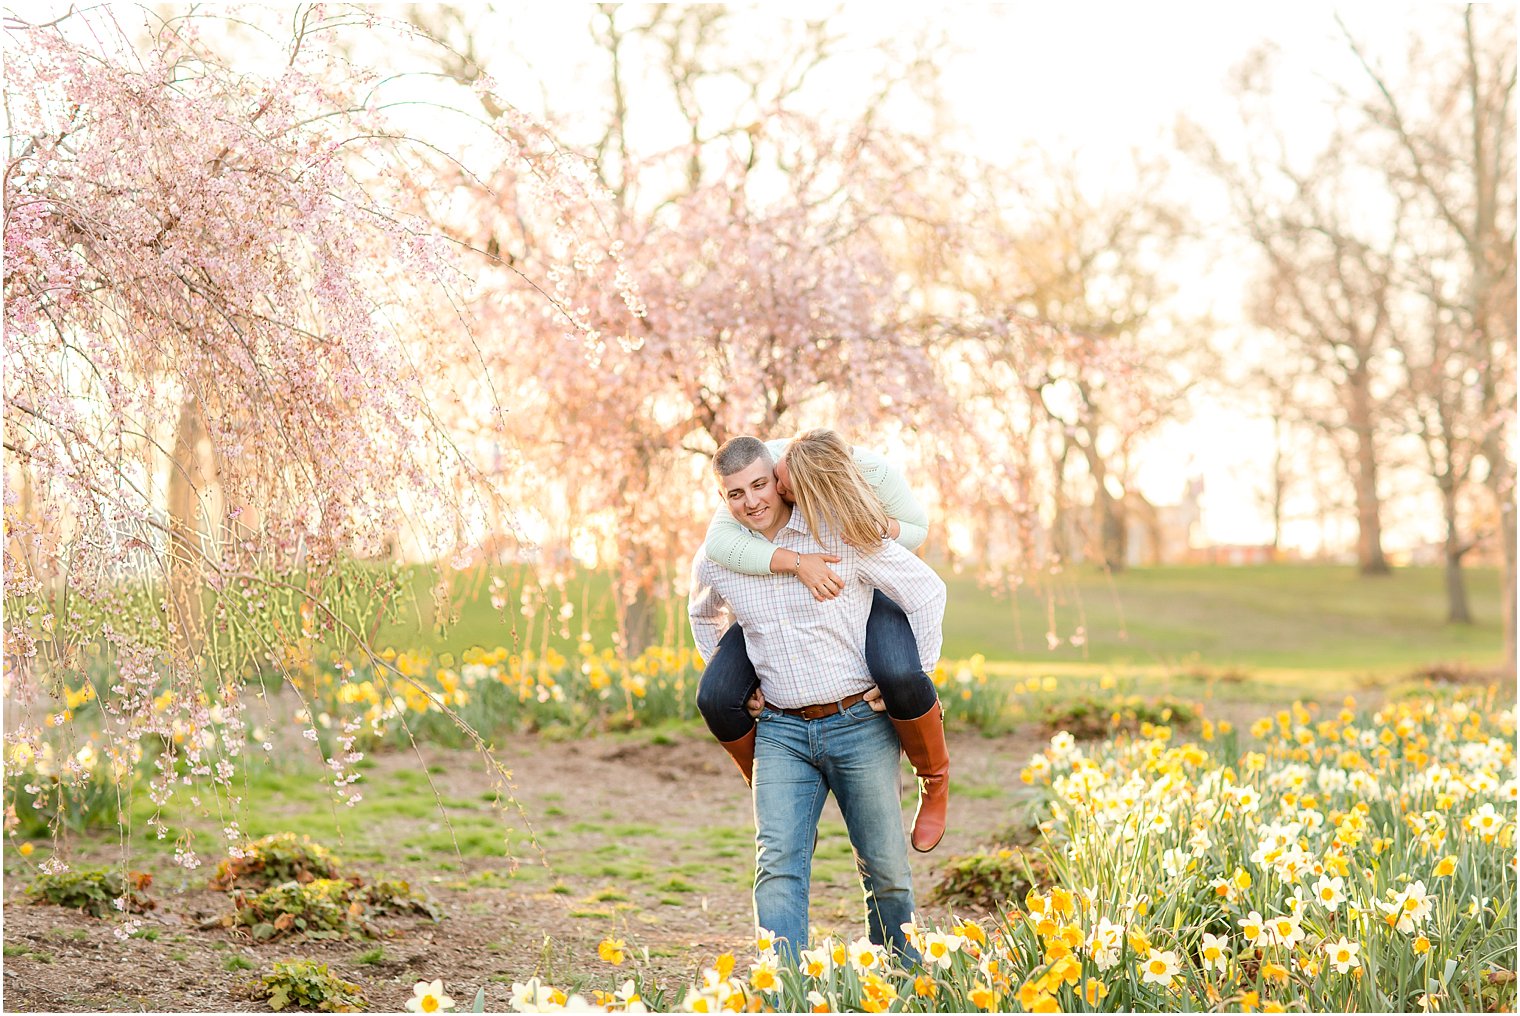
[713,436,773,478]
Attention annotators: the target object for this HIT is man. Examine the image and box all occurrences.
[688,436,947,961]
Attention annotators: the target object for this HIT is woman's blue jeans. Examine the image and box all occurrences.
[752,698,919,962]
[697,590,937,741]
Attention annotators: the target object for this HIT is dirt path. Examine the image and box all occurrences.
[3,724,1047,1012]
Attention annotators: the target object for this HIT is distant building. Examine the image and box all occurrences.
[1189,543,1279,566]
[1124,477,1203,567]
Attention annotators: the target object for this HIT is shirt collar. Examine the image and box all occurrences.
[778,505,811,539]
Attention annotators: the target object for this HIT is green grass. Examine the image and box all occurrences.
[944,564,1505,675]
[588,887,629,902]
[358,562,1502,681]
[117,751,513,863]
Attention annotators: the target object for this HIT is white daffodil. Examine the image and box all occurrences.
[1323,937,1361,974]
[408,979,456,1014]
[1140,949,1182,986]
[798,946,833,979]
[1200,932,1230,973]
[848,936,883,975]
[920,931,965,970]
[1313,874,1346,913]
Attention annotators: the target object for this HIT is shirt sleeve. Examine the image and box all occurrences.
[704,507,778,575]
[852,447,930,551]
[854,541,947,672]
[687,553,733,665]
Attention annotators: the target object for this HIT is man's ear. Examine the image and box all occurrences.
[716,482,737,514]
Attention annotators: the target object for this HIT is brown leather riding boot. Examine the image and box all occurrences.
[718,727,757,786]
[890,701,949,852]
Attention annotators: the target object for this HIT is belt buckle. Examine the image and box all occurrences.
[799,703,828,720]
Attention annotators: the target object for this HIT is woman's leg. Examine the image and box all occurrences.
[863,590,950,852]
[863,591,938,719]
[697,624,761,783]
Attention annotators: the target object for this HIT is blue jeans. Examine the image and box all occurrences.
[698,591,938,741]
[752,699,919,963]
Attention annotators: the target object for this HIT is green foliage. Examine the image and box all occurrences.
[299,643,707,749]
[209,833,345,891]
[228,875,441,941]
[25,866,154,918]
[930,845,1052,911]
[231,879,359,941]
[225,954,257,971]
[7,768,126,838]
[1040,693,1197,740]
[252,959,367,1012]
[935,656,1017,734]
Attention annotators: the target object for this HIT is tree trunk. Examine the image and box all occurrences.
[1500,499,1516,674]
[1440,476,1473,624]
[1347,370,1390,575]
[1488,465,1517,673]
[1049,441,1073,564]
[1270,414,1286,559]
[167,399,210,655]
[1097,484,1127,572]
[1443,551,1472,625]
[1078,439,1126,571]
[619,584,659,658]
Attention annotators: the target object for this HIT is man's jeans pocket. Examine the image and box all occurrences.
[844,698,882,722]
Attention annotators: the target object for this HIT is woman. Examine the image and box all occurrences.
[697,429,950,852]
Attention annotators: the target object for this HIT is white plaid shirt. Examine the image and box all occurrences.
[688,507,947,710]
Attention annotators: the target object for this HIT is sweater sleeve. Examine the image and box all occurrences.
[704,506,778,576]
[852,447,930,551]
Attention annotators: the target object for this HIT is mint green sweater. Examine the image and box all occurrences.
[704,439,929,575]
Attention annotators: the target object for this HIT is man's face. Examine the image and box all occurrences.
[720,459,787,538]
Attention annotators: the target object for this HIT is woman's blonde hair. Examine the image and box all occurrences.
[783,429,890,551]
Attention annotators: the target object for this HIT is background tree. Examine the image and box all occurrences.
[402,3,1033,651]
[472,126,969,652]
[906,153,1202,573]
[1184,53,1404,578]
[2,4,616,860]
[1339,4,1517,666]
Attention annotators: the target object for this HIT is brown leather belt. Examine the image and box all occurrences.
[779,692,869,721]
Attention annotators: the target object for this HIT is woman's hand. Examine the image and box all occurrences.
[767,548,844,600]
[795,552,845,601]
